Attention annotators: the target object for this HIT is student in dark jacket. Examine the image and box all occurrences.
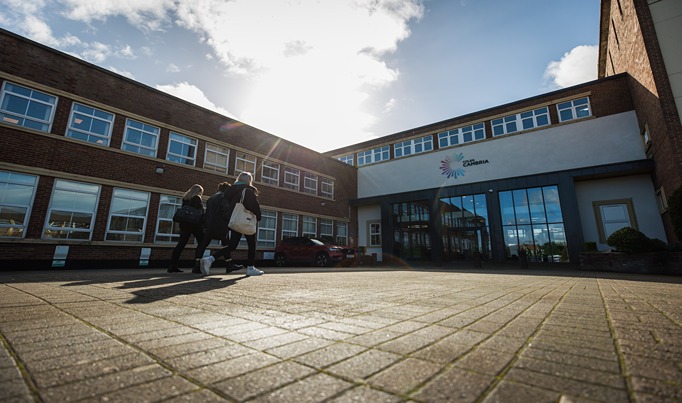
[201,172,263,276]
[193,181,238,273]
[168,184,204,273]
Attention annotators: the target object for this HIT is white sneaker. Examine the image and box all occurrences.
[246,266,264,276]
[200,257,213,276]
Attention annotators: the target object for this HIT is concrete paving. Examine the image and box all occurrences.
[1,264,681,402]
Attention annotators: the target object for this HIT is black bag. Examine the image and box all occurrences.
[172,205,203,225]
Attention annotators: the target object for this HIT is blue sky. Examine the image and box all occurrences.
[0,0,600,152]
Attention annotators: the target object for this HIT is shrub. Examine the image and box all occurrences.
[607,227,651,253]
[669,187,682,241]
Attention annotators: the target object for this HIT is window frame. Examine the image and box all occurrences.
[204,143,230,174]
[357,145,390,166]
[166,132,198,166]
[257,210,277,248]
[438,122,486,148]
[557,97,592,123]
[282,213,298,239]
[338,155,354,166]
[368,221,381,247]
[105,188,150,242]
[320,178,334,199]
[336,222,348,246]
[320,219,333,242]
[284,167,300,191]
[302,216,317,238]
[65,102,114,146]
[235,152,257,176]
[261,161,280,186]
[394,135,434,158]
[122,118,159,157]
[0,81,57,133]
[155,195,182,243]
[0,171,39,239]
[303,172,318,195]
[43,179,101,240]
[592,198,637,244]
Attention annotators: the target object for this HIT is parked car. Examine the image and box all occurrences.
[274,237,357,267]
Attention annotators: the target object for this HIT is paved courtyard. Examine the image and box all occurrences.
[1,265,681,402]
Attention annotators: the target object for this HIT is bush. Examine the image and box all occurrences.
[669,187,682,241]
[607,227,652,253]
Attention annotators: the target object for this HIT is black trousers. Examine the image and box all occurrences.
[212,231,256,266]
[170,224,204,268]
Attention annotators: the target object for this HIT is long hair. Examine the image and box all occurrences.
[236,172,258,195]
[183,184,204,200]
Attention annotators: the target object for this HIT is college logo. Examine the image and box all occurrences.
[440,152,489,179]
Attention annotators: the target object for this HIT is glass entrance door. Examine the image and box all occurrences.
[443,227,490,261]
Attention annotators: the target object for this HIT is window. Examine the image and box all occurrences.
[282,213,298,239]
[235,152,256,175]
[338,155,354,166]
[204,144,229,173]
[284,167,300,190]
[320,219,333,242]
[302,216,317,238]
[656,188,668,213]
[167,132,197,166]
[368,221,381,247]
[0,82,57,132]
[438,123,485,148]
[321,178,334,199]
[258,210,277,248]
[557,97,591,122]
[642,123,651,151]
[122,119,159,157]
[303,173,318,195]
[593,199,636,244]
[66,103,114,145]
[155,195,181,243]
[0,171,38,238]
[261,161,280,186]
[106,188,150,242]
[394,135,433,158]
[43,180,100,240]
[499,186,567,262]
[357,145,389,166]
[492,107,550,136]
[336,222,348,245]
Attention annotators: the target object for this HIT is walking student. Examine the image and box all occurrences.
[168,184,204,273]
[201,172,263,276]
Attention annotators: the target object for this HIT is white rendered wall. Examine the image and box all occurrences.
[358,205,382,261]
[575,175,667,250]
[358,111,645,198]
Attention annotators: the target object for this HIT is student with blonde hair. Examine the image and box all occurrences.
[168,184,204,273]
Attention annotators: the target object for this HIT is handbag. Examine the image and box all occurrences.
[172,204,203,225]
[228,189,257,235]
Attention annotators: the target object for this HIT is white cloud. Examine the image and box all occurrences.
[166,63,180,73]
[156,82,235,118]
[59,0,174,32]
[544,45,598,88]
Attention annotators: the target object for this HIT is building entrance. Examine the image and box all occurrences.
[443,226,490,261]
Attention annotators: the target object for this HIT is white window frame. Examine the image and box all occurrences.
[338,155,354,166]
[235,152,257,176]
[321,178,334,199]
[284,167,300,191]
[105,188,150,242]
[320,219,333,242]
[302,216,317,238]
[282,213,298,239]
[357,146,390,166]
[492,107,550,137]
[593,199,637,244]
[155,195,182,243]
[303,173,318,195]
[368,221,381,247]
[204,143,230,174]
[656,187,668,213]
[167,132,198,166]
[261,161,280,186]
[122,118,159,157]
[0,171,38,238]
[66,102,114,146]
[438,122,485,148]
[394,135,433,158]
[0,81,57,133]
[557,97,592,122]
[336,222,348,245]
[258,210,277,248]
[43,179,100,240]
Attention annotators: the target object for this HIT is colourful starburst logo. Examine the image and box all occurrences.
[440,152,466,178]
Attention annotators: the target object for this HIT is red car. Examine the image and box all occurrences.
[274,237,356,267]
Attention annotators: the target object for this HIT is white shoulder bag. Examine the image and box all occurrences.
[228,189,257,235]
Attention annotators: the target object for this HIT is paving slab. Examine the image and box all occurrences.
[1,266,681,402]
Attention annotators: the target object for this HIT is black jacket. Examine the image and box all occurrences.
[204,190,228,239]
[179,195,204,230]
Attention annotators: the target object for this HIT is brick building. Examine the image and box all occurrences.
[0,28,357,269]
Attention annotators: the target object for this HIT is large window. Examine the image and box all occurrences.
[282,213,298,239]
[258,210,277,248]
[302,216,317,238]
[261,161,280,186]
[499,185,567,262]
[235,152,257,175]
[357,146,389,166]
[167,132,197,166]
[438,123,485,148]
[43,180,100,240]
[369,221,381,247]
[66,103,114,145]
[338,155,354,166]
[122,119,159,157]
[105,188,150,242]
[321,178,334,199]
[593,199,636,244]
[336,222,348,246]
[557,97,591,122]
[284,167,300,191]
[204,144,229,173]
[320,219,333,242]
[491,107,550,137]
[393,201,431,260]
[155,195,182,243]
[0,82,57,132]
[394,135,433,158]
[439,194,490,261]
[0,171,38,238]
[303,173,318,195]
